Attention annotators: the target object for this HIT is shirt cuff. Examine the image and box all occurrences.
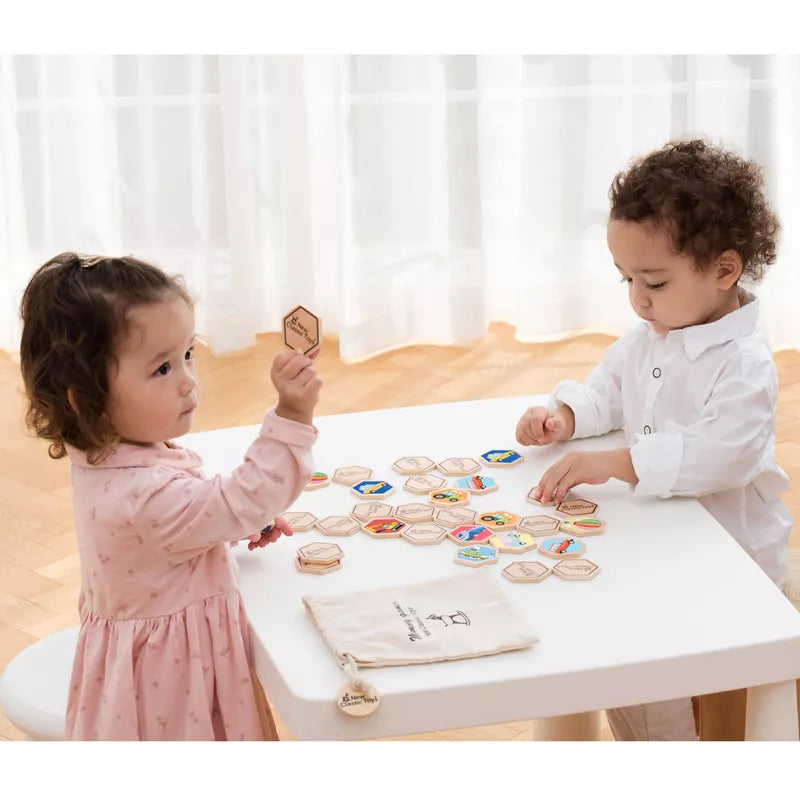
[549,380,597,440]
[261,409,319,448]
[630,432,684,497]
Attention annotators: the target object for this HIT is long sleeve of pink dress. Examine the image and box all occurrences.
[63,410,316,740]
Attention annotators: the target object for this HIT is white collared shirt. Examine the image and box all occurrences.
[549,289,792,585]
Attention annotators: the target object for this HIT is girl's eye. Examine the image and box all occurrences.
[154,362,170,377]
[185,346,194,361]
[646,282,667,290]
[619,276,632,284]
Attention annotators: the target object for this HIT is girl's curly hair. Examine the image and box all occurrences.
[609,139,780,282]
[19,252,193,463]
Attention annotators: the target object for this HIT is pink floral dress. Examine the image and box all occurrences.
[64,411,316,740]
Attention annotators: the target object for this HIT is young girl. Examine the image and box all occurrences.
[516,139,792,741]
[19,252,321,741]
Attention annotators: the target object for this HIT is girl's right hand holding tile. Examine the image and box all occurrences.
[271,349,321,425]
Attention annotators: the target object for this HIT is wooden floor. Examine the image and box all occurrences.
[2,323,799,741]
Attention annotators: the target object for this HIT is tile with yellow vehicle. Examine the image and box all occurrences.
[479,449,524,468]
[351,479,396,498]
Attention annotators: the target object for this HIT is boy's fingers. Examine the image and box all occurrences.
[532,419,548,444]
[553,476,574,502]
[538,459,567,501]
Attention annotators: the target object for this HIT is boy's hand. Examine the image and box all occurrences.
[515,405,575,446]
[534,448,636,503]
[247,516,295,551]
[271,348,321,425]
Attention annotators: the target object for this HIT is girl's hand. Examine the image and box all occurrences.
[515,405,575,446]
[247,516,295,551]
[534,449,631,504]
[271,349,321,426]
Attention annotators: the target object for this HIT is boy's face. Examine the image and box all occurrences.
[107,297,199,446]
[607,219,738,334]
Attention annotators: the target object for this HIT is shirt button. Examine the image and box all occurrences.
[643,425,652,434]
[652,367,661,378]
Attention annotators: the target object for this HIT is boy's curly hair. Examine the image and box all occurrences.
[608,139,780,282]
[19,252,193,463]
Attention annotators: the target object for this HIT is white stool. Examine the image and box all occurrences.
[0,627,78,740]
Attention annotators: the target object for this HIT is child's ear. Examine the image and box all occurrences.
[715,250,743,289]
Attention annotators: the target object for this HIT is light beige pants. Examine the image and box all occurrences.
[606,697,697,741]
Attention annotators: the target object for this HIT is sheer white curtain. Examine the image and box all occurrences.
[2,55,799,359]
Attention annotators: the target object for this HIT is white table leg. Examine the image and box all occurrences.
[532,711,600,741]
[745,680,799,741]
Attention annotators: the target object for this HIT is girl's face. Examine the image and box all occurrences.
[607,218,741,334]
[107,297,199,446]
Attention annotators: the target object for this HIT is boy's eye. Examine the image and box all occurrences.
[646,282,667,290]
[619,276,632,284]
[185,346,194,361]
[154,362,170,377]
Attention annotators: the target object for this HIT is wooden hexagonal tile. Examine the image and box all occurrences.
[501,561,552,583]
[489,531,537,554]
[394,502,434,523]
[304,471,330,490]
[400,523,448,545]
[282,511,318,532]
[555,498,598,517]
[517,514,562,535]
[479,449,524,468]
[315,515,362,537]
[526,486,574,507]
[552,558,601,581]
[404,474,447,494]
[283,305,320,356]
[429,488,471,508]
[297,541,344,565]
[296,558,341,575]
[476,511,518,530]
[392,456,436,475]
[455,474,498,494]
[559,517,606,536]
[351,479,395,499]
[331,465,373,486]
[433,507,477,528]
[446,524,494,545]
[361,517,407,538]
[454,545,498,568]
[436,457,481,476]
[538,536,586,560]
[351,502,394,521]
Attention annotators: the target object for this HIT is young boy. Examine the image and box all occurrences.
[516,139,792,740]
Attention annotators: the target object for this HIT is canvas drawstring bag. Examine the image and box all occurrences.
[302,569,537,716]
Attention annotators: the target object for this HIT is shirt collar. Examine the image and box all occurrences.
[66,440,203,470]
[647,288,760,361]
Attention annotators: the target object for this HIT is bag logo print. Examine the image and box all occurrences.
[426,610,471,627]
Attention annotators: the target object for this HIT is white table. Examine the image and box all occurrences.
[179,395,800,741]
